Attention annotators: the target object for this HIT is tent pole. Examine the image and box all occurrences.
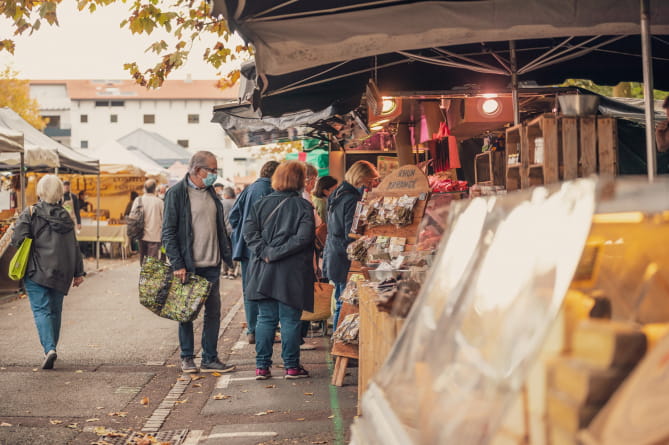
[96,166,100,269]
[641,0,656,182]
[19,153,25,211]
[510,40,520,125]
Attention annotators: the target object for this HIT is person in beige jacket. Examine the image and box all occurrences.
[132,179,164,263]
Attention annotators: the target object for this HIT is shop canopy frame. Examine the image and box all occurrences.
[215,0,669,178]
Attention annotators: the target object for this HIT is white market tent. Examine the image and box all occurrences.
[0,108,98,174]
[91,140,169,178]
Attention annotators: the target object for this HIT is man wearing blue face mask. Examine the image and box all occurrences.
[162,151,235,374]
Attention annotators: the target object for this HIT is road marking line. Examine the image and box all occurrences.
[182,429,204,445]
[207,432,278,438]
[216,374,232,389]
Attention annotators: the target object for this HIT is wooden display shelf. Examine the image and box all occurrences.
[507,114,618,191]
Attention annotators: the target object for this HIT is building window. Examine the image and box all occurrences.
[81,140,89,149]
[110,114,118,123]
[80,114,88,123]
[44,116,60,128]
[95,100,108,107]
[144,114,155,124]
[110,100,125,107]
[177,139,189,148]
[95,100,125,107]
[187,114,199,124]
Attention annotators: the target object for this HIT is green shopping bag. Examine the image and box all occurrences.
[8,237,32,281]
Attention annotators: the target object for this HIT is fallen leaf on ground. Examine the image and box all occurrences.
[192,383,202,388]
[211,372,221,377]
[75,370,84,373]
[304,392,314,396]
[96,406,105,410]
[265,384,276,389]
[32,368,38,372]
[86,418,100,422]
[213,393,231,400]
[175,399,188,404]
[140,397,149,405]
[49,420,63,424]
[312,441,328,444]
[108,412,127,417]
[328,415,335,419]
[255,411,269,416]
[241,389,248,393]
[0,367,5,370]
[190,375,204,381]
[296,418,306,421]
[166,364,176,368]
[1,422,12,427]
[66,423,79,429]
[177,377,189,381]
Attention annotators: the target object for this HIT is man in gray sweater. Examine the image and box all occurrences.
[162,151,235,374]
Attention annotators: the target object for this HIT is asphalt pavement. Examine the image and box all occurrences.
[0,257,358,445]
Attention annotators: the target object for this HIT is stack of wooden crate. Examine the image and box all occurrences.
[546,320,647,445]
[505,114,618,191]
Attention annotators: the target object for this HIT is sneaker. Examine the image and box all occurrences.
[181,356,199,373]
[255,368,272,380]
[285,366,310,379]
[300,343,317,350]
[247,333,256,344]
[42,350,57,370]
[201,359,235,373]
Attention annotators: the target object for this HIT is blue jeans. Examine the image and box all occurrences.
[241,260,259,335]
[25,278,65,354]
[332,281,347,331]
[179,266,221,363]
[255,299,302,369]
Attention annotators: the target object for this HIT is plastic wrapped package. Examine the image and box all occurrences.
[352,178,598,445]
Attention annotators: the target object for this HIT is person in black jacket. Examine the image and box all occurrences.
[322,160,379,330]
[162,151,235,374]
[61,180,81,230]
[243,161,315,380]
[11,175,85,370]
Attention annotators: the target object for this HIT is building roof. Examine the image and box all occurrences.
[117,128,191,167]
[29,79,238,101]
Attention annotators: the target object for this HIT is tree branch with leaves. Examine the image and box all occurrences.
[0,0,251,89]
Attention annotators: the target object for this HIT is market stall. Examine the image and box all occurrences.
[348,176,669,445]
[0,127,24,294]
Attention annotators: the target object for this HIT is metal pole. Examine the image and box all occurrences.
[19,153,25,211]
[641,0,656,182]
[510,40,520,125]
[96,167,100,269]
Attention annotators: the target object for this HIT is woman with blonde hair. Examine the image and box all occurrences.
[243,161,315,380]
[322,160,379,330]
[11,175,85,369]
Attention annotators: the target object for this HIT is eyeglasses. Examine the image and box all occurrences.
[201,166,217,173]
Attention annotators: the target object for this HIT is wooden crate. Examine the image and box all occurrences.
[505,123,527,191]
[474,151,506,186]
[527,114,560,185]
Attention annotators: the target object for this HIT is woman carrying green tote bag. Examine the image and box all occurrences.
[8,231,32,280]
[11,175,86,370]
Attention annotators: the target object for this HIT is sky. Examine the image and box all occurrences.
[0,2,244,80]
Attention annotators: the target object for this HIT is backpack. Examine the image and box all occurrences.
[126,196,144,240]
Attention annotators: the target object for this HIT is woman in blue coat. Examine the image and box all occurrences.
[322,160,380,330]
[243,161,315,380]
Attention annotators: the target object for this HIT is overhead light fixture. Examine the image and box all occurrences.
[381,97,397,114]
[481,98,501,115]
[482,93,499,99]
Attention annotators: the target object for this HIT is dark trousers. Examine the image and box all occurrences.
[139,240,161,264]
[178,266,221,363]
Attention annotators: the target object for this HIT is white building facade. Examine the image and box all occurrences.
[29,79,264,180]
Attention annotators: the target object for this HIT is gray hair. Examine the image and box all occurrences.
[222,186,235,199]
[37,174,64,204]
[189,151,216,174]
[144,179,157,194]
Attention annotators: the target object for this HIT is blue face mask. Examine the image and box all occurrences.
[203,173,217,188]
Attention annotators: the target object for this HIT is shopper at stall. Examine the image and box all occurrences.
[655,96,669,152]
[243,160,315,380]
[221,186,239,279]
[12,174,85,370]
[229,160,279,344]
[323,160,380,330]
[61,180,81,230]
[132,179,164,264]
[124,191,139,218]
[162,150,235,374]
[78,191,94,213]
[312,175,338,223]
